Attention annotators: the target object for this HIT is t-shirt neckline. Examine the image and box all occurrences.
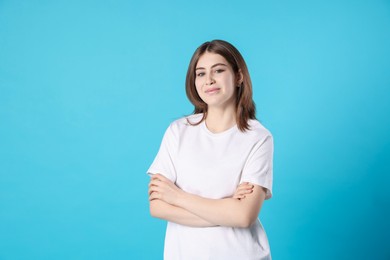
[201,120,238,137]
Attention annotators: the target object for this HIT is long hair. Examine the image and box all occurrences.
[185,39,256,131]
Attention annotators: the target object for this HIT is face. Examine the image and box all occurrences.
[195,52,239,110]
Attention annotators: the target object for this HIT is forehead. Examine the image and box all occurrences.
[196,52,230,68]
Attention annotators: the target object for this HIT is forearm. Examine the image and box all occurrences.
[176,194,248,227]
[176,187,265,228]
[149,174,264,228]
[150,199,217,227]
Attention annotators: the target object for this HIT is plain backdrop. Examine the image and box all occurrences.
[1,0,389,259]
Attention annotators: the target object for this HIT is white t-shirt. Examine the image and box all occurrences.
[147,113,273,260]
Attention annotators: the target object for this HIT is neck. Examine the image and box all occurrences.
[205,105,236,133]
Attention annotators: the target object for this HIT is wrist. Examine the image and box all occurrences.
[175,189,188,208]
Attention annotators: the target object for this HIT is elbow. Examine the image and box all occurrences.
[237,220,255,229]
[149,200,162,218]
[236,215,258,228]
[149,206,157,218]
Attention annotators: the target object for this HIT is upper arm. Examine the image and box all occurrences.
[241,135,274,200]
[147,124,178,182]
[237,184,267,227]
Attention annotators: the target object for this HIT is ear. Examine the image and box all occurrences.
[236,69,244,86]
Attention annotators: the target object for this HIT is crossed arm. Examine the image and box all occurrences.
[148,174,266,228]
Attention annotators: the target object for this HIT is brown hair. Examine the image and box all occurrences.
[185,39,256,132]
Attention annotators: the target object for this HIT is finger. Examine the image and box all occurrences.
[239,183,254,190]
[149,191,160,201]
[233,189,253,198]
[151,174,163,181]
[235,186,252,194]
[236,189,253,196]
[148,185,162,195]
[236,186,249,192]
[151,175,161,181]
[149,179,166,188]
[152,173,168,182]
[149,180,158,188]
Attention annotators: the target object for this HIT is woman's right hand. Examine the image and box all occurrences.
[232,182,254,200]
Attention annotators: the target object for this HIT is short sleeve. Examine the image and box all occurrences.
[146,123,177,182]
[241,135,274,199]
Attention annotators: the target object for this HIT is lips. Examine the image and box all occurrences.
[205,87,220,94]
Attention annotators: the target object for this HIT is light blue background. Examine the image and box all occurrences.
[1,0,389,259]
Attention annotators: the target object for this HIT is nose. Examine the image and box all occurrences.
[205,72,215,86]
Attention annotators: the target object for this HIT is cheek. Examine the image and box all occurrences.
[195,79,202,92]
[195,86,202,97]
[195,77,201,85]
[223,76,235,90]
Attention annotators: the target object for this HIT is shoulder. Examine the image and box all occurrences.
[248,119,272,135]
[169,113,203,129]
[243,119,273,143]
[166,113,203,136]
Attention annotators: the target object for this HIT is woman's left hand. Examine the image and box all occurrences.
[232,182,254,200]
[149,174,184,206]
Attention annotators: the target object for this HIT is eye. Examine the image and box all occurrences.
[215,69,225,74]
[196,72,205,77]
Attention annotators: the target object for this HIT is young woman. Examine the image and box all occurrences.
[147,40,274,260]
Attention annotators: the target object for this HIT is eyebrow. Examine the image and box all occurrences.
[195,63,228,71]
